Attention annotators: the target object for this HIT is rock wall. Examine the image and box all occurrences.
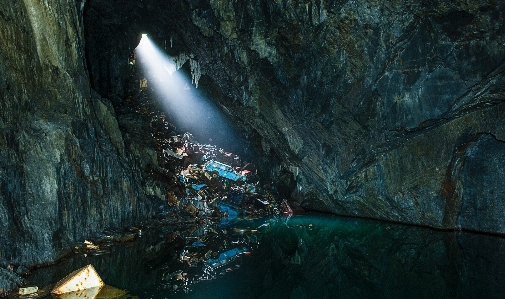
[181,0,505,234]
[0,0,168,284]
[1,0,505,292]
[84,0,505,234]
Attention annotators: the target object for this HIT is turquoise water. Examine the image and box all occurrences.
[28,214,505,298]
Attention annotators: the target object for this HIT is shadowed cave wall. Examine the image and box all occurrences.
[1,0,505,291]
[85,0,505,231]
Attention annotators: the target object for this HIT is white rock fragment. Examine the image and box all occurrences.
[51,264,104,295]
[19,286,38,295]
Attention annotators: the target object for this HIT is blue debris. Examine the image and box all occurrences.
[204,160,246,181]
[191,240,206,247]
[220,204,237,224]
[191,183,207,191]
[205,247,248,271]
[245,184,256,193]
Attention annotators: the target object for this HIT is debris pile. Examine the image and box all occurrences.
[123,74,299,224]
[139,133,300,294]
[161,132,286,225]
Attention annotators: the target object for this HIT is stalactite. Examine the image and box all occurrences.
[190,56,202,88]
[171,53,203,88]
[174,53,189,70]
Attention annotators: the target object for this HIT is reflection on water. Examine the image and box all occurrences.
[28,214,505,299]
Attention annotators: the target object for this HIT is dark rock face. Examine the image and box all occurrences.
[459,134,505,233]
[2,0,505,290]
[0,1,170,290]
[84,0,505,232]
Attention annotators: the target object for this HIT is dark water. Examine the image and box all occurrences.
[28,214,505,299]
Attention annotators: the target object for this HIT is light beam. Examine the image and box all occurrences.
[135,34,238,149]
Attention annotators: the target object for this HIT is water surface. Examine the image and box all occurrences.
[28,214,505,299]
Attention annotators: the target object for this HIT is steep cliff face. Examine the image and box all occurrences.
[0,0,169,282]
[85,0,505,233]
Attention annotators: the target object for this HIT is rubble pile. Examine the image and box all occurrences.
[122,84,295,221]
[162,132,286,224]
[144,132,292,295]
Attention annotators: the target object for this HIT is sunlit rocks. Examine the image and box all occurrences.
[18,286,38,296]
[51,265,104,295]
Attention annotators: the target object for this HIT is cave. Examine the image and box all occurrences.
[1,0,505,298]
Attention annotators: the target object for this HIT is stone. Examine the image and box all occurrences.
[0,267,24,296]
[0,0,174,272]
[458,134,505,232]
[18,286,38,295]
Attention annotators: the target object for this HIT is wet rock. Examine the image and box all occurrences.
[14,265,30,277]
[0,267,24,296]
[458,134,505,232]
[0,1,171,271]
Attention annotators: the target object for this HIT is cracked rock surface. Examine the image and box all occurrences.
[85,0,505,231]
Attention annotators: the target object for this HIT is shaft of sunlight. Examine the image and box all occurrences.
[135,34,238,149]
